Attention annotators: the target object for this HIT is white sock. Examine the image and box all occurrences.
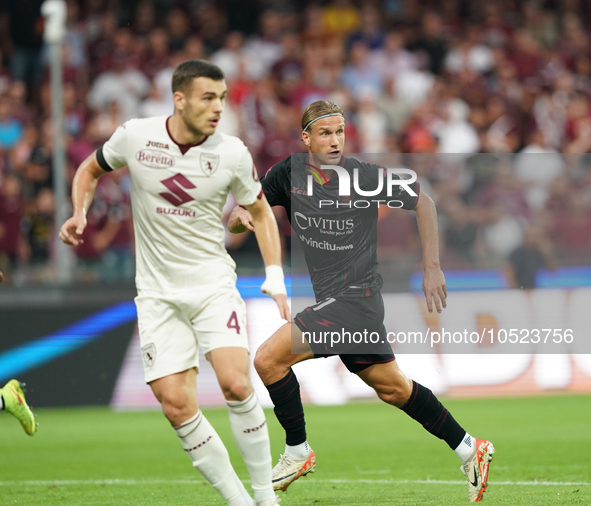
[0,393,4,410]
[455,433,476,464]
[227,392,274,504]
[285,440,310,460]
[175,411,253,506]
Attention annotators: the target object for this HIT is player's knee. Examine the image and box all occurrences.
[254,346,272,380]
[160,395,194,426]
[220,374,251,402]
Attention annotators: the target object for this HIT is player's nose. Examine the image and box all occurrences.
[212,98,224,113]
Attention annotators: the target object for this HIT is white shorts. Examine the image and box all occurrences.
[135,283,249,383]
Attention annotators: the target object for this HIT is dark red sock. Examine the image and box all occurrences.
[266,369,307,446]
[402,381,465,449]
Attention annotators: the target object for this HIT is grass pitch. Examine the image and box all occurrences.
[1,395,590,505]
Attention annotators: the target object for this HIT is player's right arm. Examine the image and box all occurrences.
[59,151,107,246]
[60,122,129,246]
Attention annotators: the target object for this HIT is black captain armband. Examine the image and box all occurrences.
[96,147,114,172]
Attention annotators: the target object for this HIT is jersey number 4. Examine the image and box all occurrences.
[159,173,196,206]
[227,311,241,334]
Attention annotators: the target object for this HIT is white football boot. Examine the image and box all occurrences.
[461,439,495,502]
[272,448,316,491]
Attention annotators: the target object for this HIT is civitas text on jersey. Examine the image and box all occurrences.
[307,166,417,197]
[294,211,354,231]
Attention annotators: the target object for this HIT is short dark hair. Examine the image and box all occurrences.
[172,59,225,95]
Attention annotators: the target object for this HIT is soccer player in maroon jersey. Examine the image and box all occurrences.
[229,100,495,502]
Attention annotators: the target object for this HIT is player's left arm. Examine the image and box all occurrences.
[413,190,447,314]
[244,196,291,321]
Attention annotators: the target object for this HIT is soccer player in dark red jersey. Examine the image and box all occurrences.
[229,100,495,502]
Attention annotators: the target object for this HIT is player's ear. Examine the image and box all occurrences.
[173,90,186,111]
[302,131,311,147]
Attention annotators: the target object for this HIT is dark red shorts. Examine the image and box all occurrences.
[294,292,395,374]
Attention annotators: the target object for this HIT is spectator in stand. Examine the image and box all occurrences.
[480,3,513,48]
[484,96,520,153]
[142,28,170,81]
[166,8,190,53]
[394,51,435,108]
[444,24,494,76]
[270,33,304,104]
[183,35,206,61]
[23,187,54,268]
[74,172,132,282]
[9,122,37,173]
[139,51,185,119]
[22,147,52,201]
[286,40,329,110]
[67,115,102,171]
[348,5,386,51]
[0,174,29,276]
[440,197,478,267]
[256,105,301,171]
[9,81,36,125]
[133,1,157,37]
[62,0,88,72]
[552,190,591,261]
[322,0,360,38]
[407,12,448,75]
[63,82,87,138]
[476,163,529,258]
[0,0,44,87]
[436,98,481,155]
[211,32,245,83]
[0,49,12,95]
[371,31,416,88]
[193,2,228,54]
[0,93,22,151]
[355,92,389,153]
[545,176,572,215]
[87,11,118,76]
[510,30,543,81]
[340,41,383,99]
[87,48,150,121]
[242,10,284,81]
[514,129,564,210]
[506,224,555,290]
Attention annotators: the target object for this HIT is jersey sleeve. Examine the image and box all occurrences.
[260,158,289,208]
[229,147,263,206]
[389,171,420,210]
[96,122,130,171]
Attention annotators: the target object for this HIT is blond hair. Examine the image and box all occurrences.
[301,100,344,131]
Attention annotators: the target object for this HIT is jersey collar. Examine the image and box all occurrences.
[166,116,209,155]
[305,153,346,183]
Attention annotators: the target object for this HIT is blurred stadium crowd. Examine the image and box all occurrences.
[0,0,591,285]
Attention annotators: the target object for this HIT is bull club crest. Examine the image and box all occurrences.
[200,153,220,176]
[142,343,156,368]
